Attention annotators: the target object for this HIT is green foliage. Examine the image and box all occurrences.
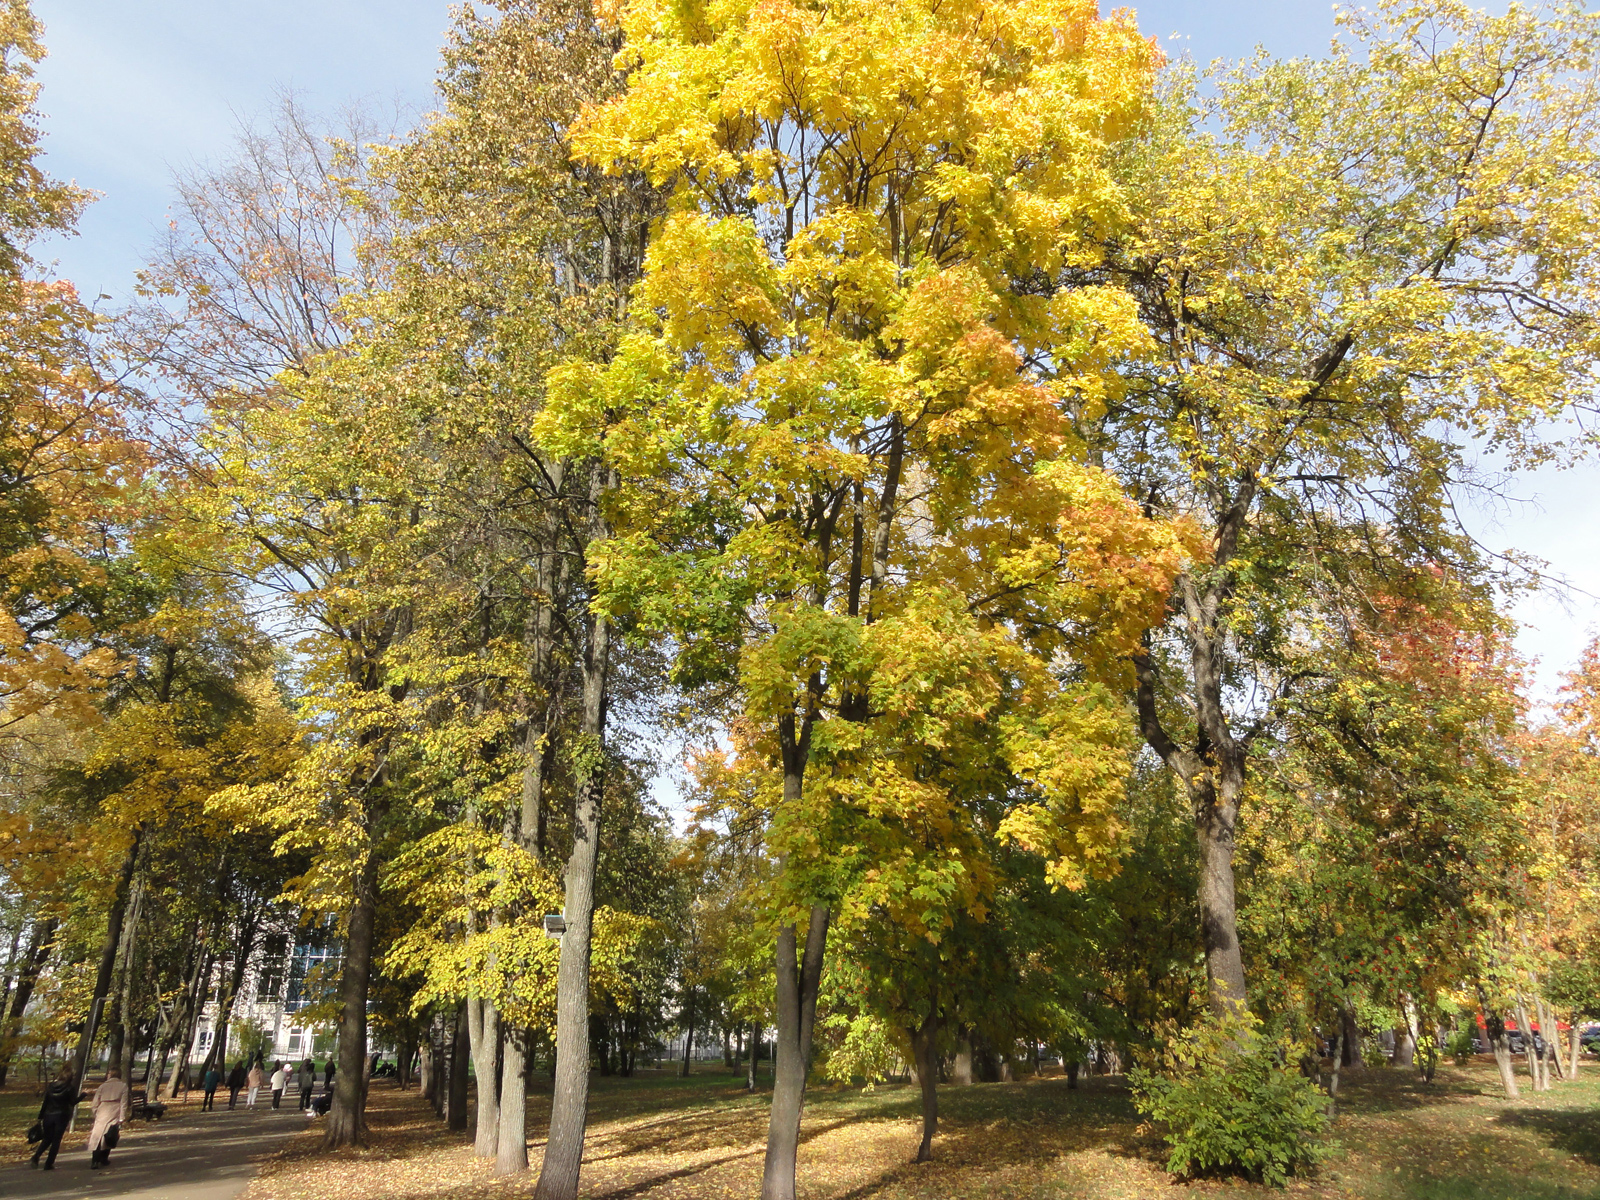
[1446,1027,1475,1065]
[232,1019,271,1062]
[1131,1014,1333,1188]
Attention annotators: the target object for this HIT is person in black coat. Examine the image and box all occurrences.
[297,1058,315,1110]
[323,1058,336,1094]
[30,1062,79,1170]
[226,1060,248,1109]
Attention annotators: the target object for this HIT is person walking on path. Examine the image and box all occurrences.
[201,1064,221,1112]
[86,1067,127,1170]
[322,1057,335,1096]
[227,1060,247,1109]
[246,1061,263,1108]
[296,1059,314,1110]
[30,1062,80,1170]
[269,1061,286,1109]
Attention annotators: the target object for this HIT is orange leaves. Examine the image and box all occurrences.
[569,0,1189,965]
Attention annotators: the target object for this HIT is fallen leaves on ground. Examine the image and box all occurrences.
[237,1060,1600,1200]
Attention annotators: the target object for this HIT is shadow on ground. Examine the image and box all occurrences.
[1497,1105,1600,1170]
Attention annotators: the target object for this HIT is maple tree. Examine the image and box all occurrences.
[560,0,1188,1191]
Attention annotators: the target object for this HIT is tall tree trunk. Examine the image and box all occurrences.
[0,916,56,1087]
[114,873,146,1119]
[747,1022,761,1091]
[1194,780,1247,1013]
[496,1030,528,1176]
[952,1034,974,1086]
[1325,1031,1343,1118]
[1133,647,1249,1015]
[0,919,24,1032]
[1391,1020,1416,1069]
[495,518,565,1179]
[532,604,610,1200]
[1130,475,1261,1018]
[468,997,501,1156]
[910,1010,939,1162]
[1538,998,1564,1082]
[170,947,215,1097]
[1514,998,1544,1091]
[325,852,380,1148]
[448,1001,470,1132]
[153,924,206,1100]
[761,903,829,1200]
[1339,1005,1364,1071]
[420,1026,436,1108]
[199,903,261,1082]
[73,827,143,1081]
[679,991,695,1078]
[1478,989,1519,1099]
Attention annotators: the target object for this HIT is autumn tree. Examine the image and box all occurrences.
[1068,0,1600,1014]
[562,0,1186,1194]
[0,0,138,742]
[345,0,663,1181]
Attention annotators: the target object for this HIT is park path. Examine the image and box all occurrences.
[0,1099,310,1200]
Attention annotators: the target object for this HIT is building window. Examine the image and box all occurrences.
[284,924,343,1014]
[258,935,288,1001]
[287,1028,303,1054]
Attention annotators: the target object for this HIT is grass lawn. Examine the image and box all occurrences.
[0,1086,39,1144]
[237,1057,1600,1199]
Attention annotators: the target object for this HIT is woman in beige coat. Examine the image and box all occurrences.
[86,1068,127,1169]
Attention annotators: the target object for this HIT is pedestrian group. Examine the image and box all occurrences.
[25,1052,341,1171]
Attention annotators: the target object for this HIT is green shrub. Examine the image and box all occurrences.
[1130,1014,1333,1188]
[1446,1026,1475,1064]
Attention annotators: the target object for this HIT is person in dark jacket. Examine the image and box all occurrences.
[226,1060,247,1109]
[297,1058,314,1110]
[323,1057,336,1095]
[30,1062,79,1170]
[201,1064,222,1111]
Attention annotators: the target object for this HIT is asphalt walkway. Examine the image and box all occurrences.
[0,1099,310,1200]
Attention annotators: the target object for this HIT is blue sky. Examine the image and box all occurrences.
[26,0,1600,698]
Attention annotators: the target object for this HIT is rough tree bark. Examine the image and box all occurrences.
[531,599,611,1200]
[420,1025,437,1108]
[496,474,568,1179]
[951,1035,974,1086]
[1477,986,1519,1099]
[325,852,380,1148]
[1514,997,1545,1091]
[1132,614,1251,1015]
[448,1002,470,1132]
[910,1010,939,1162]
[1339,1005,1364,1072]
[468,996,501,1156]
[761,904,829,1200]
[111,871,146,1119]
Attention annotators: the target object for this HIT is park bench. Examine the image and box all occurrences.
[129,1089,166,1121]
